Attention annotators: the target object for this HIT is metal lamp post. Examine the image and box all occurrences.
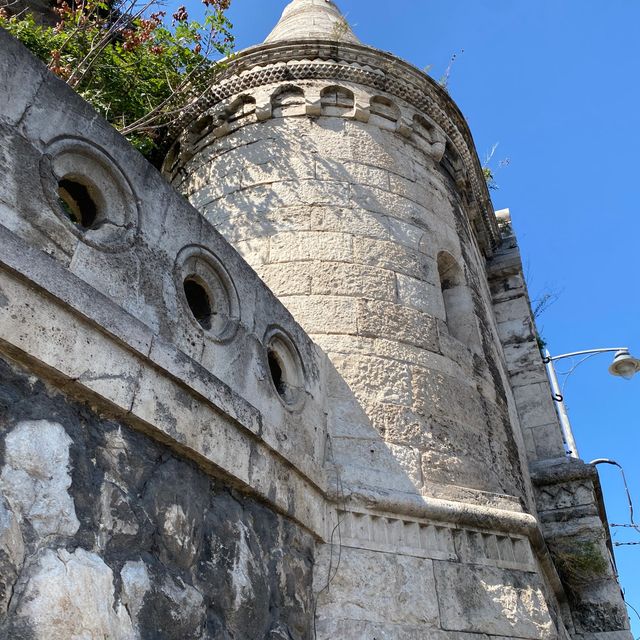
[543,348,640,459]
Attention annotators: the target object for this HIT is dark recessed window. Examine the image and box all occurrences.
[58,179,98,229]
[184,278,212,330]
[268,348,286,397]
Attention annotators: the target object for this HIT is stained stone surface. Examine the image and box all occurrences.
[433,561,555,639]
[0,356,315,640]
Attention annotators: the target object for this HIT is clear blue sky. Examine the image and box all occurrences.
[210,1,640,631]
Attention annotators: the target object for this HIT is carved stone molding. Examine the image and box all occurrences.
[336,507,536,572]
[172,40,499,251]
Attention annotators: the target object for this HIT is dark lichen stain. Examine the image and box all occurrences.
[0,355,315,640]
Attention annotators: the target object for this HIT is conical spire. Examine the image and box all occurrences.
[265,0,360,45]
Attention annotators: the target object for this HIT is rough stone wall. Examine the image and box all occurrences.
[488,218,567,462]
[487,214,631,639]
[167,40,574,638]
[0,355,315,640]
[166,34,632,638]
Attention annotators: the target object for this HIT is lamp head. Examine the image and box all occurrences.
[608,350,640,380]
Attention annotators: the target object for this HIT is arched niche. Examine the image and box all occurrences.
[437,251,480,352]
[369,96,400,130]
[320,85,355,117]
[271,85,305,118]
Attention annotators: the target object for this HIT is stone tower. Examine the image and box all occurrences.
[168,0,526,503]
[165,0,633,637]
[0,2,631,638]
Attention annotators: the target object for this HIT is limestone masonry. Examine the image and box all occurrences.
[0,0,632,638]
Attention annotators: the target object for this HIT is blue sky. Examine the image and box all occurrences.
[216,1,640,631]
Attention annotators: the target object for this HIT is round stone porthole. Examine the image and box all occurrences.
[264,328,305,409]
[42,138,138,249]
[175,245,240,342]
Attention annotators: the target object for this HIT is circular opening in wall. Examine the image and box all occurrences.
[57,178,98,229]
[183,277,213,331]
[265,330,305,409]
[175,246,240,343]
[42,138,139,250]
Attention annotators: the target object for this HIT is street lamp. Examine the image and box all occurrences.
[543,348,640,459]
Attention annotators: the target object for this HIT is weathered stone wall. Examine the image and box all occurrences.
[0,28,326,639]
[0,355,315,640]
[166,38,573,637]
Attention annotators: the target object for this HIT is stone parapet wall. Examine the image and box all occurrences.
[0,29,327,638]
[488,224,567,462]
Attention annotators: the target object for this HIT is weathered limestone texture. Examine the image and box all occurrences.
[0,0,632,636]
[0,356,315,639]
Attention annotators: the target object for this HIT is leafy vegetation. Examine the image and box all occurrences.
[0,0,234,159]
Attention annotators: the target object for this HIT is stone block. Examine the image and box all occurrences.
[315,546,440,627]
[279,294,358,335]
[315,159,391,190]
[0,30,47,126]
[396,272,445,316]
[329,436,422,495]
[332,352,413,407]
[1,420,80,538]
[350,182,426,222]
[353,235,430,280]
[232,237,270,267]
[411,367,485,432]
[433,561,556,638]
[310,261,396,302]
[496,317,535,344]
[312,207,390,241]
[512,384,559,430]
[0,268,144,412]
[13,548,136,639]
[269,231,353,263]
[258,262,312,296]
[532,422,567,460]
[387,217,431,251]
[493,295,533,324]
[387,442,424,489]
[357,298,439,352]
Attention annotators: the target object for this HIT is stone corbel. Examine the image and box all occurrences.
[430,129,446,162]
[212,122,230,139]
[352,91,370,123]
[305,89,322,117]
[254,91,272,122]
[397,115,413,138]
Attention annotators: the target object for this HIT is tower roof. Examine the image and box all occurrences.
[264,0,360,45]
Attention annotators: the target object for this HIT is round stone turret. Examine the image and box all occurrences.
[165,1,526,505]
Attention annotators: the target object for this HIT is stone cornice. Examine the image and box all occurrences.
[178,39,500,252]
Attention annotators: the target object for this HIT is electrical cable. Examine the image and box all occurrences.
[590,459,640,535]
[557,353,600,396]
[312,433,346,640]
